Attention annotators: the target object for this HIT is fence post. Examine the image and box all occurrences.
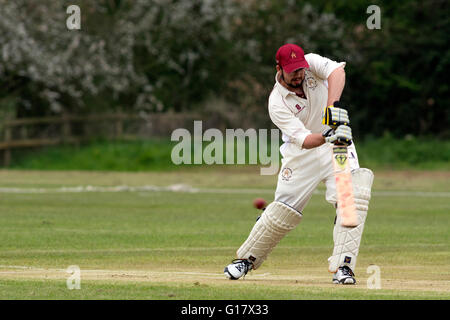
[4,124,11,167]
[115,109,123,139]
[62,113,71,142]
[20,125,28,140]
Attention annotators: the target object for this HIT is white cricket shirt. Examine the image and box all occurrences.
[268,53,346,156]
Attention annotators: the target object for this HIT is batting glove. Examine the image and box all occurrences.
[325,125,353,145]
[322,101,350,129]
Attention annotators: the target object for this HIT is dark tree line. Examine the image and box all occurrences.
[0,0,448,138]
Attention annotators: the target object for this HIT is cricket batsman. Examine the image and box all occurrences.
[224,44,374,284]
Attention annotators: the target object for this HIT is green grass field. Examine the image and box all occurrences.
[0,167,449,299]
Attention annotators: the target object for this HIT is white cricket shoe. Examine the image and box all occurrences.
[224,259,253,280]
[332,266,356,284]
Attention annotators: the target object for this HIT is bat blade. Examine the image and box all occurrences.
[332,145,358,227]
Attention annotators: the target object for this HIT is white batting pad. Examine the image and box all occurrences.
[328,168,374,273]
[236,201,303,270]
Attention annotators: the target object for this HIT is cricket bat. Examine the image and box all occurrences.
[332,145,358,227]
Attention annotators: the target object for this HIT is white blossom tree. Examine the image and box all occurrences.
[0,0,346,122]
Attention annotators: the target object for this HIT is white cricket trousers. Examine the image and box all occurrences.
[274,142,360,213]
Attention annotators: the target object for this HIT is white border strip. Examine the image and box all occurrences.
[0,185,449,197]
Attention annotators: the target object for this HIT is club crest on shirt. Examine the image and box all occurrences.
[281,167,293,181]
[295,104,305,113]
[305,76,317,90]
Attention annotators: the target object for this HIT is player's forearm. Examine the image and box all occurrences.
[326,67,346,106]
[302,133,325,149]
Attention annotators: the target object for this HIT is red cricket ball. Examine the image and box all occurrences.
[253,198,267,209]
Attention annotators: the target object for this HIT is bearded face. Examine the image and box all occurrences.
[281,68,305,88]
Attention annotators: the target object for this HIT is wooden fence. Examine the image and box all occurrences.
[0,112,201,167]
